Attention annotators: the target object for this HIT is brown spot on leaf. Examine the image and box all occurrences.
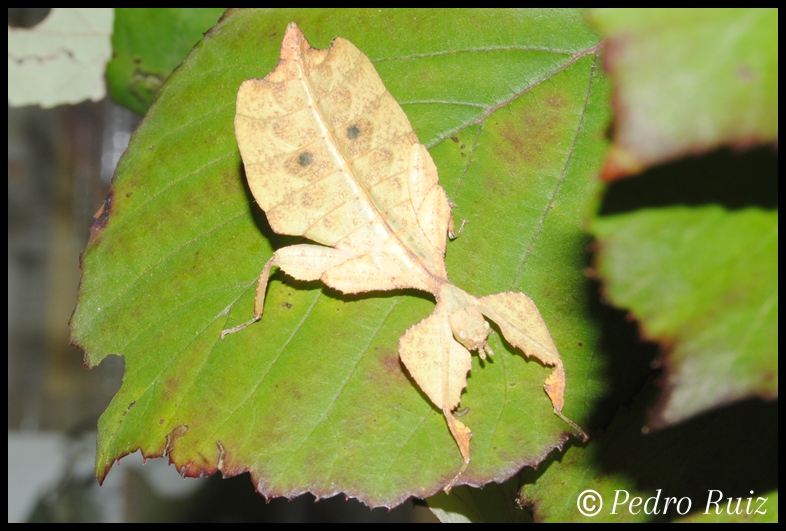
[379,347,404,377]
[491,90,568,174]
[88,190,114,244]
[736,65,756,82]
[93,193,111,226]
[163,424,188,456]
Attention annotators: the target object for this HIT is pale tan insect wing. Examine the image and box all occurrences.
[234,23,449,282]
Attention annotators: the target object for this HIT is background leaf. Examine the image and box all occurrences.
[593,206,777,427]
[8,8,114,108]
[587,8,777,430]
[588,8,778,179]
[106,8,226,114]
[70,9,612,507]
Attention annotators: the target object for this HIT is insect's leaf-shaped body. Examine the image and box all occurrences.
[235,23,450,290]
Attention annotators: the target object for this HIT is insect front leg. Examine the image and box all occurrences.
[220,254,277,338]
[221,244,355,338]
[447,212,468,240]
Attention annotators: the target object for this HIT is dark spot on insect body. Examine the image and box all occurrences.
[461,152,467,157]
[347,125,361,139]
[298,152,313,166]
[282,302,292,309]
[451,136,459,143]
[300,192,313,206]
[159,418,164,425]
[126,192,133,198]
[460,144,466,149]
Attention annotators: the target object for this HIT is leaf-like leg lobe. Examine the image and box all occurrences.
[399,310,472,412]
[442,406,471,493]
[477,292,586,440]
[400,309,474,481]
[444,407,472,463]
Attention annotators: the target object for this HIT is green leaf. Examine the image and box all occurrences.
[70,9,610,507]
[588,8,778,177]
[518,381,778,522]
[593,206,777,427]
[106,8,227,114]
[8,8,113,108]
